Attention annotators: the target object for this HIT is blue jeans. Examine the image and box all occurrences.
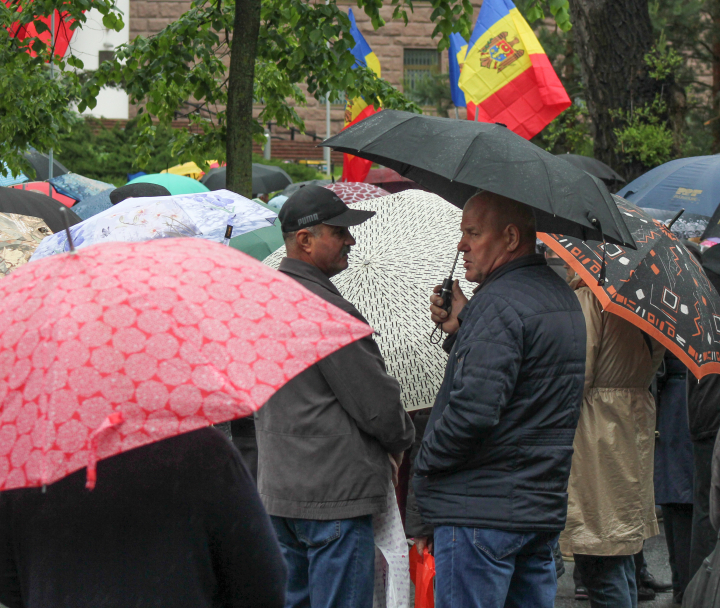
[573,554,637,608]
[434,526,559,608]
[270,515,374,608]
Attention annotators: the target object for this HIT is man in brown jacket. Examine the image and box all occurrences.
[561,282,665,608]
[255,186,414,608]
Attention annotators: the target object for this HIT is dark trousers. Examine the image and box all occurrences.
[574,554,637,608]
[661,503,693,598]
[690,437,716,578]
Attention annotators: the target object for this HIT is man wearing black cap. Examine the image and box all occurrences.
[255,185,414,608]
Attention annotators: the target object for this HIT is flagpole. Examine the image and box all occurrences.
[324,0,331,179]
[48,10,55,182]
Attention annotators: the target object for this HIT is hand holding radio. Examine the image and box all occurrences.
[430,280,467,336]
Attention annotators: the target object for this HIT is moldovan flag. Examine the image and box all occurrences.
[459,0,570,139]
[448,33,468,109]
[341,9,381,183]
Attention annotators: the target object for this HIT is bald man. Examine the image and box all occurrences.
[412,191,587,608]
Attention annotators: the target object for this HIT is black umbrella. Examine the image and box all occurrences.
[556,154,625,187]
[0,188,81,233]
[321,110,635,247]
[22,150,70,182]
[281,179,332,197]
[200,164,294,195]
[541,197,720,378]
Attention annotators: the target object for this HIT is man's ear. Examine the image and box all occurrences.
[505,224,521,252]
[295,229,313,253]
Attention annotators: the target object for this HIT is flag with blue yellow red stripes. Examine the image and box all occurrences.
[458,0,570,139]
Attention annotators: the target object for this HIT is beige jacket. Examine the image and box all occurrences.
[560,286,665,556]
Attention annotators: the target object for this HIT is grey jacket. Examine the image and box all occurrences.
[256,258,414,520]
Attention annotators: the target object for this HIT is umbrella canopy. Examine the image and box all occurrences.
[48,173,114,203]
[540,196,720,378]
[0,162,28,187]
[321,110,635,247]
[162,161,216,180]
[0,213,52,277]
[325,182,390,204]
[128,173,210,195]
[22,150,70,182]
[0,188,81,233]
[281,179,332,198]
[251,164,293,195]
[0,238,372,490]
[11,182,76,208]
[228,199,283,261]
[617,156,720,217]
[557,154,625,187]
[70,189,115,221]
[201,165,294,196]
[265,190,474,411]
[31,190,277,260]
[643,207,709,240]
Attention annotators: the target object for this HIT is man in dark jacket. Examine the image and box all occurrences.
[414,191,586,608]
[0,428,286,608]
[255,186,414,608]
[687,245,720,579]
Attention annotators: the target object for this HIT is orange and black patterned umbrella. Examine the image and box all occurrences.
[541,196,720,378]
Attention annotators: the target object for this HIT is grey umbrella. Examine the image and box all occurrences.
[200,164,293,195]
[320,110,635,247]
[23,150,70,181]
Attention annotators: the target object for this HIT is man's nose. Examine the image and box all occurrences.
[457,238,470,252]
[346,233,356,246]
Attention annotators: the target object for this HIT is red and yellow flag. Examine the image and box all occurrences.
[458,0,570,139]
[340,9,381,183]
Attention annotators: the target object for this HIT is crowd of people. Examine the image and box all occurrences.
[0,183,719,608]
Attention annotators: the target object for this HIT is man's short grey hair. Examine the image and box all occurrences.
[282,224,323,245]
[466,190,536,243]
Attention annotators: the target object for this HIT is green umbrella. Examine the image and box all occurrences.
[128,173,210,195]
[228,198,284,261]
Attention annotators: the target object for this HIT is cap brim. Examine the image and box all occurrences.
[323,208,376,227]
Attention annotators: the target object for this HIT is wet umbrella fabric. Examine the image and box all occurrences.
[0,188,81,233]
[0,213,52,276]
[48,173,114,203]
[643,207,709,240]
[70,189,114,221]
[11,182,76,208]
[617,156,720,217]
[325,182,390,204]
[557,154,625,187]
[540,196,720,378]
[321,110,635,247]
[228,199,283,261]
[0,238,372,490]
[265,190,474,411]
[128,173,210,195]
[30,190,277,260]
[201,165,293,196]
[22,150,70,182]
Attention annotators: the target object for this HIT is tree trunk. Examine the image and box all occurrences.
[712,0,720,153]
[568,0,659,179]
[226,0,261,197]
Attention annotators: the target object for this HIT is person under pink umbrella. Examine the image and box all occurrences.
[0,237,373,608]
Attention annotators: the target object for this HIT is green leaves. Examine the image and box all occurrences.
[519,0,572,31]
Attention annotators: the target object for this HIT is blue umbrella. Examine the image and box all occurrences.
[617,155,720,217]
[70,188,114,220]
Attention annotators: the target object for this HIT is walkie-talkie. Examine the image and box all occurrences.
[430,250,461,344]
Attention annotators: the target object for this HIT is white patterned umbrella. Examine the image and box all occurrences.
[30,189,277,260]
[264,190,472,411]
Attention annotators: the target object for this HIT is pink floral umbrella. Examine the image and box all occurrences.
[0,238,372,490]
[325,182,390,205]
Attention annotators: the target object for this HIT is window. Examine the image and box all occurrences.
[98,50,115,64]
[403,49,440,92]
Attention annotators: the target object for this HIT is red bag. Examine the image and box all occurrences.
[409,547,435,608]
